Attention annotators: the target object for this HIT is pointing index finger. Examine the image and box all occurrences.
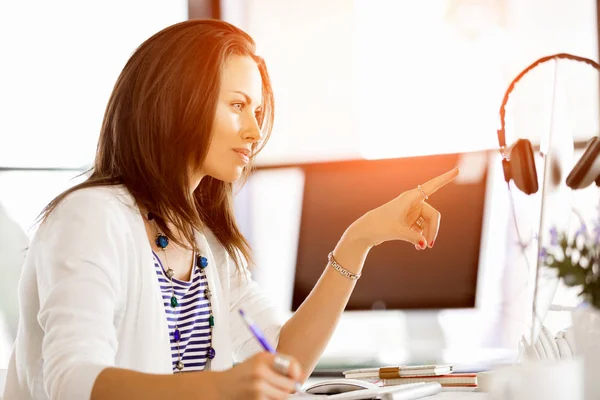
[420,167,460,198]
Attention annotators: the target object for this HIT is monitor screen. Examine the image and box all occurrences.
[289,152,489,311]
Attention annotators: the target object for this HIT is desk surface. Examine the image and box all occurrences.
[431,394,488,399]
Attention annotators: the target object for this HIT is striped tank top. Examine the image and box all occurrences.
[153,251,213,372]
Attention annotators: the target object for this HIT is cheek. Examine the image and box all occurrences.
[213,105,239,132]
[207,111,240,161]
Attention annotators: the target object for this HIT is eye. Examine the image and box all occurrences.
[232,102,245,111]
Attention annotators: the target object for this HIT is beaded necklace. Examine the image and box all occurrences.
[147,212,216,372]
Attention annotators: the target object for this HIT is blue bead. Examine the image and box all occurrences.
[156,234,169,249]
[174,328,181,342]
[197,255,208,269]
[208,347,216,359]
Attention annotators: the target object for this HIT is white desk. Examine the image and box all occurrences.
[431,393,488,399]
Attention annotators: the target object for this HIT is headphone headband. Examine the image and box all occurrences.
[497,53,600,149]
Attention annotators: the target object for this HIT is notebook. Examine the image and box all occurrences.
[289,381,442,399]
[343,365,453,379]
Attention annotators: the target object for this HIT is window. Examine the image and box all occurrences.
[233,0,598,162]
[0,0,187,369]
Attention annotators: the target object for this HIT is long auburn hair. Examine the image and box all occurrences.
[40,19,275,271]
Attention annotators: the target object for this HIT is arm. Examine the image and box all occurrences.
[39,191,299,399]
[35,192,218,400]
[92,353,301,400]
[91,368,218,400]
[37,192,123,399]
[277,168,459,381]
[276,228,370,382]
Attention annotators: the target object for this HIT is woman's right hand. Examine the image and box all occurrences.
[213,352,303,400]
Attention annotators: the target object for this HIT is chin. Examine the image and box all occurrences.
[210,167,244,183]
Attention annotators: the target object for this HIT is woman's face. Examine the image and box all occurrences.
[196,54,263,186]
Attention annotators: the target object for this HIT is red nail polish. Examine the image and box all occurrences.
[430,240,435,247]
[419,240,425,248]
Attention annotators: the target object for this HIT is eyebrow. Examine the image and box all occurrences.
[230,90,262,109]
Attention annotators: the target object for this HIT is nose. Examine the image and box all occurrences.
[242,112,262,143]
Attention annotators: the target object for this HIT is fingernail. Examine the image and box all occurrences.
[430,240,435,248]
[419,240,425,249]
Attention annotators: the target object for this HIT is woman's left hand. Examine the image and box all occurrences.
[347,167,459,250]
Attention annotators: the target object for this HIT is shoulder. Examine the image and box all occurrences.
[37,184,139,241]
[56,184,135,210]
[49,184,137,222]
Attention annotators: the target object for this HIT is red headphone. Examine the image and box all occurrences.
[497,53,600,194]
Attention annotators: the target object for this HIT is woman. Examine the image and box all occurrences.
[3,19,458,400]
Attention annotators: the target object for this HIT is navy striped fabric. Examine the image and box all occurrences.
[153,251,212,372]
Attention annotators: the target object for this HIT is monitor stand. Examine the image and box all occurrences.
[404,311,447,364]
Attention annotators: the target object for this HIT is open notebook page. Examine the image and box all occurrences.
[289,382,442,399]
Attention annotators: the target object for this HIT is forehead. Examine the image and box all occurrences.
[220,54,263,105]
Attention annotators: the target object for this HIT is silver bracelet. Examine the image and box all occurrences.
[328,252,361,280]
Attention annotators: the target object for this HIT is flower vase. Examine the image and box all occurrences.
[572,306,600,400]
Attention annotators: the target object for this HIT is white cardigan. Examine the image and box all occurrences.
[3,186,283,400]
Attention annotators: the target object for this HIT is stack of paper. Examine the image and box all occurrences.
[343,365,477,389]
[343,365,453,379]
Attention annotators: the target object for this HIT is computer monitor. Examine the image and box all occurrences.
[236,150,491,313]
[291,152,488,311]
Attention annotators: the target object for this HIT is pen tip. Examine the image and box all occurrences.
[238,309,245,316]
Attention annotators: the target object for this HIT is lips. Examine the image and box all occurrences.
[233,148,251,157]
[233,148,251,164]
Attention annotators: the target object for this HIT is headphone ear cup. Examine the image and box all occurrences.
[503,139,539,195]
[566,136,600,189]
[501,157,512,184]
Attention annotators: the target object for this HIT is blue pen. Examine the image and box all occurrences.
[238,308,303,393]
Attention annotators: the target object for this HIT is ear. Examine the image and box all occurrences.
[566,136,600,189]
[502,138,539,195]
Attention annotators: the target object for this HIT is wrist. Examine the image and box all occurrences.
[342,219,375,251]
[333,225,372,275]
